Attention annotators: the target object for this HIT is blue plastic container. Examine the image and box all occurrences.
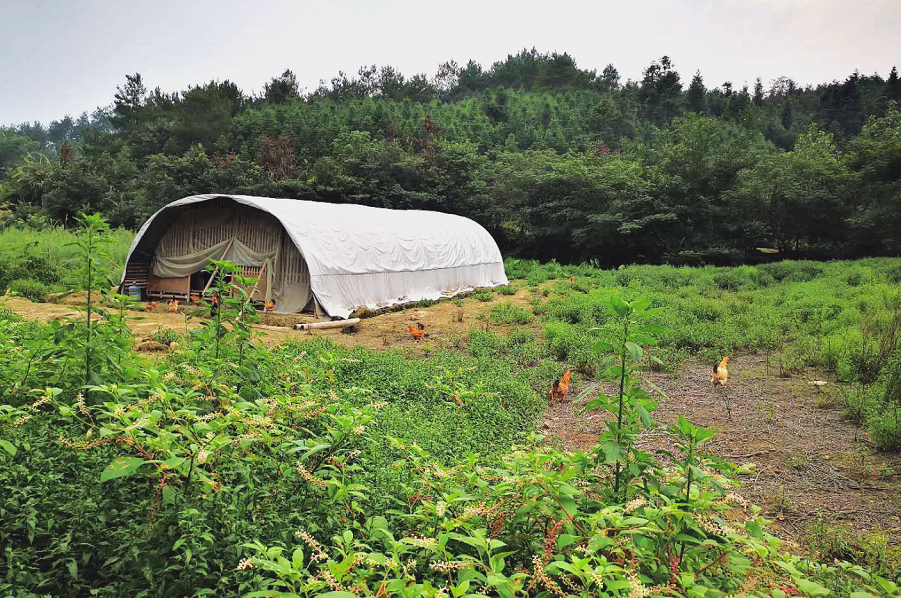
[127,284,142,301]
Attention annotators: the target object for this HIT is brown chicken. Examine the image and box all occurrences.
[168,299,179,313]
[550,371,572,402]
[264,299,276,312]
[147,301,159,312]
[569,276,576,283]
[712,356,730,387]
[190,293,201,305]
[407,323,425,343]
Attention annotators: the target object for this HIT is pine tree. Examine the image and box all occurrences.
[264,70,300,104]
[753,77,765,106]
[687,71,707,113]
[888,66,900,102]
[781,100,794,130]
[601,64,620,91]
[110,73,147,132]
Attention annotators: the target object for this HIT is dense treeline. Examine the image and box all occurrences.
[2,48,900,264]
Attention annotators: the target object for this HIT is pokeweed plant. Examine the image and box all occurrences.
[239,439,880,598]
[63,213,117,385]
[582,295,670,501]
[426,366,495,407]
[13,364,374,521]
[665,414,726,503]
[192,259,263,391]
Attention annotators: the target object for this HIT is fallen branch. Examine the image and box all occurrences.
[293,318,361,331]
[722,450,773,460]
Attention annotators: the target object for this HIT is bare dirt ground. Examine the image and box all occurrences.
[542,355,901,541]
[2,290,534,351]
[5,294,900,541]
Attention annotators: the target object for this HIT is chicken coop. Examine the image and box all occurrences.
[120,194,508,318]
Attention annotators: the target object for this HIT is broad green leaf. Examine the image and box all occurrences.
[850,593,876,598]
[795,579,830,596]
[556,534,580,549]
[629,333,657,346]
[636,404,653,428]
[775,561,802,577]
[630,297,651,313]
[610,296,629,317]
[100,456,144,482]
[625,342,644,364]
[745,521,763,538]
[597,441,624,464]
[675,533,701,544]
[0,439,16,457]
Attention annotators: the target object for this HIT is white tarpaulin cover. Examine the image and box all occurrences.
[122,194,508,318]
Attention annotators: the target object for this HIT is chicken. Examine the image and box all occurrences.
[190,293,201,305]
[264,299,276,312]
[550,371,572,402]
[168,299,179,313]
[147,301,159,312]
[569,276,576,283]
[712,356,730,387]
[209,292,220,316]
[407,322,425,343]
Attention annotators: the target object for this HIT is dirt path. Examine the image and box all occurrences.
[541,355,901,540]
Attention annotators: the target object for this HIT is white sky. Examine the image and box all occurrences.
[2,0,898,125]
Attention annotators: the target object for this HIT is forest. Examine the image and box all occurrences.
[2,48,901,264]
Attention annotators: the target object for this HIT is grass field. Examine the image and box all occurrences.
[0,225,134,301]
[2,223,901,597]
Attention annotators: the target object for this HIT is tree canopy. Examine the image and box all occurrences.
[2,49,900,264]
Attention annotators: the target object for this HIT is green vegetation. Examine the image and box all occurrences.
[2,216,901,596]
[0,224,133,295]
[2,50,901,263]
[510,257,901,447]
[488,300,532,325]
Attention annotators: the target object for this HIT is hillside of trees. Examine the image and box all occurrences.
[2,48,901,265]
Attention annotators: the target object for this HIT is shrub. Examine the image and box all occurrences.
[7,278,51,302]
[474,291,493,302]
[714,265,759,290]
[495,284,516,295]
[489,301,532,325]
[150,326,180,346]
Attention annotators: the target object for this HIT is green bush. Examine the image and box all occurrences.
[7,278,51,302]
[150,326,180,345]
[495,284,516,295]
[474,291,493,302]
[488,300,532,325]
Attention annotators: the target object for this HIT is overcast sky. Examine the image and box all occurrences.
[2,0,898,126]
